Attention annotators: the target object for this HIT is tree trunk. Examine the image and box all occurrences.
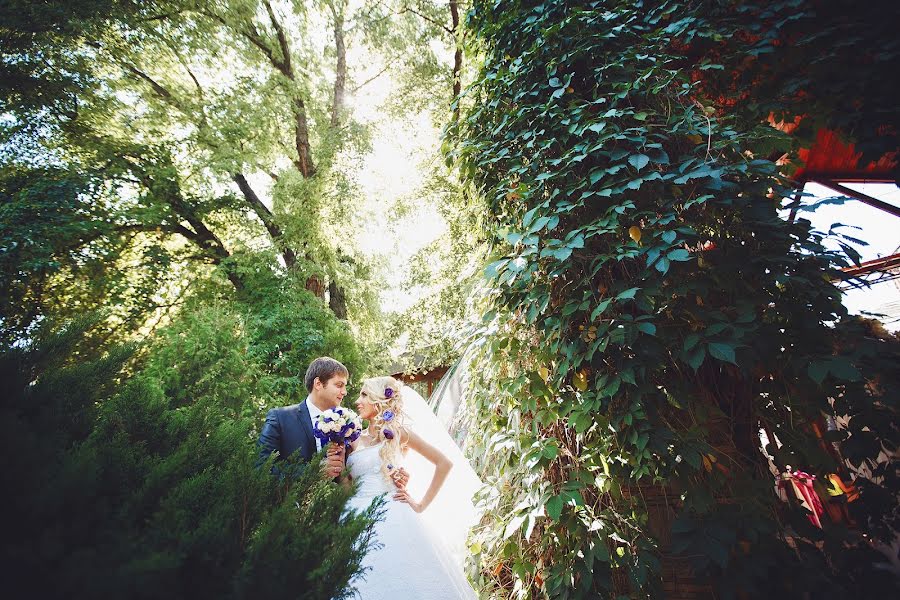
[450,0,462,118]
[328,279,347,319]
[330,1,347,129]
[325,0,350,315]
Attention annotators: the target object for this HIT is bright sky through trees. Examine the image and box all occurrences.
[801,183,900,329]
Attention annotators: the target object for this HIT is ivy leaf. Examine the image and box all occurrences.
[529,216,551,233]
[485,259,508,278]
[667,248,691,261]
[503,513,527,539]
[617,287,639,300]
[591,298,613,320]
[551,247,573,261]
[573,369,589,391]
[828,357,861,382]
[708,342,737,365]
[546,495,564,521]
[683,333,701,351]
[655,257,671,274]
[687,346,706,370]
[637,322,656,336]
[628,154,650,171]
[808,361,830,384]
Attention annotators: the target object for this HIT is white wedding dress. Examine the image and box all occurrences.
[345,441,478,600]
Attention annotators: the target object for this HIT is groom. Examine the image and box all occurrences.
[258,356,349,479]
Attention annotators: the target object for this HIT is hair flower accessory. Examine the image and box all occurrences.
[382,428,395,440]
[384,387,394,399]
[382,410,395,422]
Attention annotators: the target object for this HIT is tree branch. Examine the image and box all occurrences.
[264,0,295,78]
[351,64,390,94]
[401,6,453,34]
[232,173,297,269]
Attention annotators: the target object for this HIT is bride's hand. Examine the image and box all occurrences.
[393,488,424,513]
[391,466,410,490]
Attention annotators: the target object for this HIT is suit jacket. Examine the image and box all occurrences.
[257,403,318,476]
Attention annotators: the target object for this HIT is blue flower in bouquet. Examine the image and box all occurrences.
[314,406,362,448]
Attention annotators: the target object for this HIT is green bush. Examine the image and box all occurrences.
[1,308,377,600]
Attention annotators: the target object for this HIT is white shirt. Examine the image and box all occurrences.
[305,396,323,451]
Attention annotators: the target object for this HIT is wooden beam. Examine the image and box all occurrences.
[812,179,900,218]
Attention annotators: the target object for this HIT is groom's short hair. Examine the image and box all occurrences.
[304,356,349,392]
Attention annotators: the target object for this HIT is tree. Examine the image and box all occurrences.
[0,0,394,342]
[454,1,898,597]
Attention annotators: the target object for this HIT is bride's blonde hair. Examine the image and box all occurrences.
[361,375,405,483]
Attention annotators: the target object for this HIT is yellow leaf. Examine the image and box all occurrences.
[702,455,712,472]
[628,225,642,242]
[573,369,589,392]
[538,366,550,382]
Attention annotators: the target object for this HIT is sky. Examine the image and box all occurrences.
[796,182,900,331]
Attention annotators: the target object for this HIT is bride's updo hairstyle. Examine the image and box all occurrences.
[361,376,406,483]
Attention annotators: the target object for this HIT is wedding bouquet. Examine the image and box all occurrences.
[313,406,363,449]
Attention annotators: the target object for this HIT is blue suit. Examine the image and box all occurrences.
[257,403,318,476]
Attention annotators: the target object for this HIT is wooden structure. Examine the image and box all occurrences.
[389,362,449,399]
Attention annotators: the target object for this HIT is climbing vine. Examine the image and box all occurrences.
[454,1,898,597]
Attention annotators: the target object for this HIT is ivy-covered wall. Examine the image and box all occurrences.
[455,1,898,597]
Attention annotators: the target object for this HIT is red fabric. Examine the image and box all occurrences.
[777,470,825,528]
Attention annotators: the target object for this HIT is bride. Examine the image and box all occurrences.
[344,376,479,599]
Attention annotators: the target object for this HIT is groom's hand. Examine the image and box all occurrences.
[324,444,345,479]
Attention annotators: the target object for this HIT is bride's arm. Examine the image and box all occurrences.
[393,428,453,513]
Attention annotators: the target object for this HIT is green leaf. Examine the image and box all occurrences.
[667,248,691,261]
[828,357,861,382]
[687,347,706,370]
[684,333,701,351]
[708,342,737,365]
[552,247,573,261]
[546,495,564,521]
[635,432,649,451]
[529,216,551,233]
[655,257,671,274]
[617,287,639,300]
[808,361,828,384]
[628,154,650,171]
[485,259,508,278]
[636,322,656,335]
[591,298,613,320]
